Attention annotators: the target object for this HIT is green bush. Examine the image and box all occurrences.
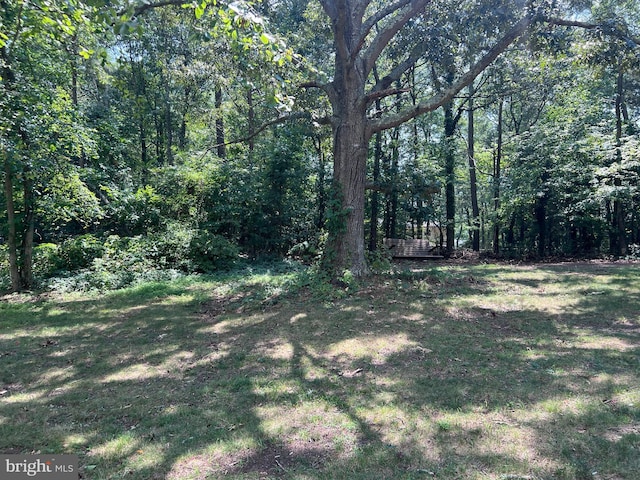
[287,240,321,264]
[148,223,195,271]
[48,234,185,292]
[33,243,64,278]
[33,227,239,292]
[189,232,239,272]
[366,247,392,273]
[59,234,105,270]
[1,244,64,289]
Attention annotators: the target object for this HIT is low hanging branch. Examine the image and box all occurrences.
[200,112,312,158]
[545,17,640,48]
[365,87,411,103]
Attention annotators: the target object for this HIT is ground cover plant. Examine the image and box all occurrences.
[0,262,638,479]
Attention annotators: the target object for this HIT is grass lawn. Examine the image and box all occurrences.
[1,262,639,479]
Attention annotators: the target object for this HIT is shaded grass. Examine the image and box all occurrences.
[1,262,639,479]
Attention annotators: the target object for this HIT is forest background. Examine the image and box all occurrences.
[1,0,640,292]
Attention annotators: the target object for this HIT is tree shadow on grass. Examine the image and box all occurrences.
[0,264,638,479]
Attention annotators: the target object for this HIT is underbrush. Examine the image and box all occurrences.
[0,226,241,293]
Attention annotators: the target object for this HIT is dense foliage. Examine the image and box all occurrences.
[1,0,639,291]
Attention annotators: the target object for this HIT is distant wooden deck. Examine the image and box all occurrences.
[383,238,444,259]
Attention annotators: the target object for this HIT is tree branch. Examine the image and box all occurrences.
[369,14,534,134]
[362,0,430,76]
[367,38,430,99]
[130,0,190,17]
[353,0,411,59]
[545,17,640,47]
[201,111,311,157]
[366,87,411,103]
[299,80,330,92]
[321,0,353,63]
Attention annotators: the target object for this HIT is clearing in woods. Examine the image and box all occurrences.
[0,261,639,479]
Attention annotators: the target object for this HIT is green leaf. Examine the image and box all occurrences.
[79,48,94,59]
[195,4,206,19]
[259,32,270,45]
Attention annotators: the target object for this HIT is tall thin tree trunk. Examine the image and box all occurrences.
[314,136,326,229]
[179,86,190,150]
[613,67,626,256]
[139,116,148,167]
[3,151,20,291]
[493,98,503,255]
[389,127,399,238]
[535,192,547,258]
[153,99,162,164]
[20,167,35,289]
[444,101,456,255]
[411,71,424,240]
[247,89,255,153]
[467,83,480,251]
[369,129,382,251]
[164,95,173,165]
[132,58,148,168]
[215,85,226,158]
[2,41,32,291]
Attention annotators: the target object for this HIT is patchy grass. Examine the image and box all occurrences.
[1,262,639,479]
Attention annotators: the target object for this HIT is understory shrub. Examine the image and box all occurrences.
[189,232,239,272]
[33,243,63,278]
[43,227,240,292]
[59,234,105,270]
[2,224,242,293]
[147,223,196,271]
[49,234,184,292]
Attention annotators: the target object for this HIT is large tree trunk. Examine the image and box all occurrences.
[327,113,370,276]
[315,0,532,275]
[324,13,370,275]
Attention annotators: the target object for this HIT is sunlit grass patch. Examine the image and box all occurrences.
[0,262,638,479]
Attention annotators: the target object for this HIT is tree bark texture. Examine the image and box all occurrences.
[325,38,370,274]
